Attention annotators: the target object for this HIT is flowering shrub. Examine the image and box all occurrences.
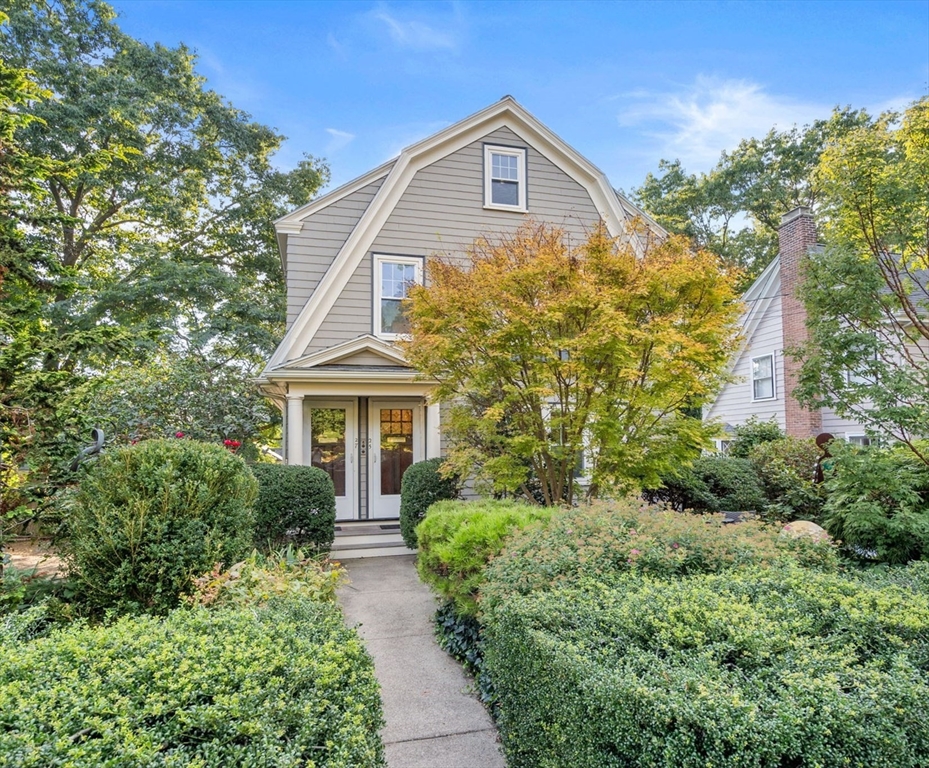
[480,498,837,615]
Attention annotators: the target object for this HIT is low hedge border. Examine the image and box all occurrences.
[0,595,385,767]
[484,566,929,768]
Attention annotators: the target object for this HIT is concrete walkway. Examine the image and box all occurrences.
[337,555,506,768]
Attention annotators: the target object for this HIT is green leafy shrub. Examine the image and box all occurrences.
[0,595,385,767]
[484,565,929,768]
[63,438,257,614]
[728,416,784,458]
[644,455,766,512]
[824,443,929,563]
[481,499,837,615]
[250,463,336,552]
[415,499,554,616]
[749,436,826,522]
[399,458,460,549]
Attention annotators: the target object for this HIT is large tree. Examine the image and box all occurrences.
[0,1,327,505]
[794,97,929,464]
[403,222,742,505]
[632,109,870,288]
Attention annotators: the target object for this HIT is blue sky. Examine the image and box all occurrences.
[111,0,929,195]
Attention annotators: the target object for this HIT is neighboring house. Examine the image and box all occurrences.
[258,96,662,521]
[704,207,872,448]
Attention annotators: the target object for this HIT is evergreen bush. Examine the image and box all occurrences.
[484,565,929,768]
[645,456,766,512]
[749,436,826,522]
[0,595,385,766]
[399,458,460,549]
[63,439,256,614]
[250,463,336,552]
[728,416,784,458]
[415,499,553,616]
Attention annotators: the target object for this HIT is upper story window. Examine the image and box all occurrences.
[484,144,527,212]
[375,254,422,339]
[751,353,776,401]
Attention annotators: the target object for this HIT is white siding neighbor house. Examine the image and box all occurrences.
[704,207,871,448]
[258,97,663,521]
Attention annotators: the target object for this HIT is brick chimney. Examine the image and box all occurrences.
[778,207,821,438]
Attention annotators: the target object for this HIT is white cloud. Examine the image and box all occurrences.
[618,76,828,172]
[325,128,355,154]
[370,6,459,51]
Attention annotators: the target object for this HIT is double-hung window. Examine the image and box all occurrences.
[374,254,422,339]
[484,145,527,211]
[751,353,776,401]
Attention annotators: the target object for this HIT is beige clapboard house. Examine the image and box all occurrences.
[259,97,662,521]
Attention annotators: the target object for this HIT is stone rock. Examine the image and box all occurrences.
[780,520,831,543]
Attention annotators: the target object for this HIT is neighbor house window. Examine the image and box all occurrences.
[751,354,776,400]
[847,435,872,447]
[374,254,422,338]
[484,144,527,211]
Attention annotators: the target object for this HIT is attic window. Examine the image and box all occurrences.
[374,254,422,339]
[484,144,527,212]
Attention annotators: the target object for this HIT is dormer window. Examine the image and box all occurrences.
[484,144,527,212]
[374,254,422,339]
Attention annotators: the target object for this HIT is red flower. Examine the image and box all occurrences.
[175,431,185,438]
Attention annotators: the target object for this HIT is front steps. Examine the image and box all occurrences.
[330,520,416,559]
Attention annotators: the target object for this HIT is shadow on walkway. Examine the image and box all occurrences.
[337,555,506,768]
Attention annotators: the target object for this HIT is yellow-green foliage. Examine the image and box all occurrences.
[0,595,385,767]
[481,498,837,614]
[485,565,929,768]
[415,499,554,616]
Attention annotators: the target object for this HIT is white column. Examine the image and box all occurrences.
[426,401,441,459]
[286,393,304,465]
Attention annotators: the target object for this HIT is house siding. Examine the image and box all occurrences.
[706,293,787,431]
[302,126,603,356]
[286,177,386,329]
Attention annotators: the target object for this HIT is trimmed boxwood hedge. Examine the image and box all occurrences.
[484,565,929,768]
[250,463,336,552]
[0,596,385,767]
[399,458,460,549]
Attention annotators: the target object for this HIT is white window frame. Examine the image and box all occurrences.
[374,254,423,340]
[483,144,527,212]
[846,434,872,447]
[751,353,776,402]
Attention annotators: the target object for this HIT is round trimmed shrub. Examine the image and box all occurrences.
[250,463,336,552]
[399,458,460,548]
[64,439,257,614]
[728,416,784,458]
[645,456,766,513]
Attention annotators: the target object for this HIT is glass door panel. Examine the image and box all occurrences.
[379,408,414,496]
[310,408,346,496]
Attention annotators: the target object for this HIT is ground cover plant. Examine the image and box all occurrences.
[62,438,257,615]
[250,463,336,552]
[483,564,929,767]
[0,555,385,767]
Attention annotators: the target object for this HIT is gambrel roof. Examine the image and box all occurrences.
[265,96,665,373]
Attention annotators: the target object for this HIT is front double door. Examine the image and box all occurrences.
[304,398,423,520]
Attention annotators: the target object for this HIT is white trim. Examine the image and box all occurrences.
[426,402,441,458]
[286,393,304,465]
[264,97,666,372]
[484,144,527,212]
[374,254,424,339]
[751,353,777,401]
[275,335,409,370]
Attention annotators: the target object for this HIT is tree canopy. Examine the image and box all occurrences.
[632,108,870,288]
[403,222,742,504]
[0,1,328,517]
[794,97,929,465]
